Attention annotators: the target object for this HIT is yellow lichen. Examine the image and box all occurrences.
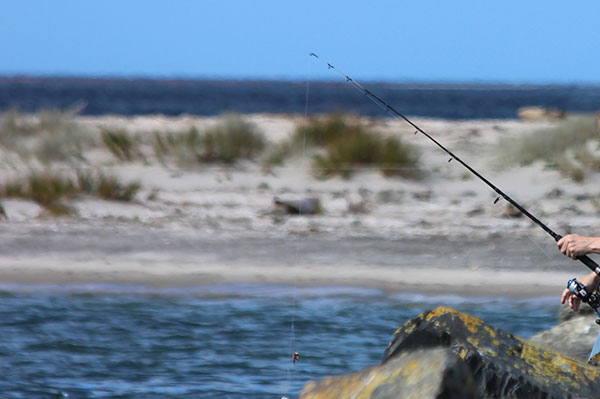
[425,306,482,334]
[484,325,496,338]
[458,313,483,333]
[466,336,479,348]
[424,306,460,320]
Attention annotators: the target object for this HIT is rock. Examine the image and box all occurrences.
[558,302,596,323]
[301,306,600,399]
[273,197,320,215]
[530,313,598,362]
[382,306,600,398]
[300,347,478,399]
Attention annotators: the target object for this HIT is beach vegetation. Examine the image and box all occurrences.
[295,114,421,179]
[200,113,265,163]
[152,127,201,166]
[498,115,599,181]
[101,128,140,162]
[76,170,141,201]
[152,114,265,166]
[295,113,352,147]
[0,169,141,213]
[0,109,92,163]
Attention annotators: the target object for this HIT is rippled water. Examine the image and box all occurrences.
[0,284,559,398]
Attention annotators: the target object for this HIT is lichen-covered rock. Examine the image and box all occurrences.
[300,347,477,399]
[558,302,596,322]
[383,306,600,398]
[530,314,598,362]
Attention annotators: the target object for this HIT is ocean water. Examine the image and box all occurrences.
[1,77,599,119]
[0,284,560,399]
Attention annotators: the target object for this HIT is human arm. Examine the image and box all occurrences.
[557,234,600,260]
[557,234,600,311]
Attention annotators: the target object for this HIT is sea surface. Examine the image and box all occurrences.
[1,77,599,119]
[0,283,560,399]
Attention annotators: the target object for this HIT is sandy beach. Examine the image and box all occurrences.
[0,113,598,297]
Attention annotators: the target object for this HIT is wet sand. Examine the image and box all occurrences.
[0,220,584,298]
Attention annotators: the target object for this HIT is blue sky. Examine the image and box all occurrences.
[0,0,598,83]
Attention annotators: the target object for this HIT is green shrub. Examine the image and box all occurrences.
[0,109,92,163]
[379,136,421,178]
[94,173,141,201]
[76,170,140,202]
[297,114,420,179]
[0,171,77,206]
[153,114,264,166]
[295,114,353,147]
[498,116,599,181]
[200,113,265,163]
[101,128,138,161]
[0,170,141,211]
[152,127,201,166]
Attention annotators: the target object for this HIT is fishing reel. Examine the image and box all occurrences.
[567,278,600,325]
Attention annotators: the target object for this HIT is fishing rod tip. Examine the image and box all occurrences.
[309,52,318,58]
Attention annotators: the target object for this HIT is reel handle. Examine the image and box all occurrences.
[567,278,600,325]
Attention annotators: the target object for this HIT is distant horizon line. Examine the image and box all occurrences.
[1,73,599,89]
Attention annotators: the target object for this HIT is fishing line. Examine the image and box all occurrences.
[310,52,600,279]
[281,55,312,399]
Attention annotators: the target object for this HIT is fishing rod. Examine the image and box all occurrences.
[310,52,600,319]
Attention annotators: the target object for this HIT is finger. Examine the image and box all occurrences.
[570,296,581,312]
[558,235,569,246]
[570,248,579,260]
[561,289,570,304]
[566,245,579,260]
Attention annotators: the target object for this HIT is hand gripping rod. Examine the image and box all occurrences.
[310,52,600,277]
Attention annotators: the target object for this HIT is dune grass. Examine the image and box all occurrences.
[498,116,599,181]
[295,114,421,179]
[152,114,265,166]
[101,128,141,162]
[200,113,265,163]
[153,127,202,166]
[0,170,141,214]
[76,170,141,201]
[0,109,92,163]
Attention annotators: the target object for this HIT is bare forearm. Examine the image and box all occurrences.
[557,234,600,259]
[583,271,600,292]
